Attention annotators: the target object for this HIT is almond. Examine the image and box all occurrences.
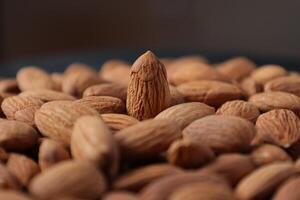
[101,113,139,132]
[0,120,38,151]
[264,76,300,97]
[168,85,185,107]
[50,73,64,91]
[254,109,300,148]
[273,176,300,200]
[0,78,20,93]
[1,96,44,126]
[7,153,40,186]
[0,163,21,190]
[29,161,107,200]
[249,91,300,115]
[250,64,288,84]
[183,115,255,154]
[114,119,181,159]
[251,144,292,167]
[0,147,8,163]
[35,102,99,144]
[103,191,138,200]
[113,164,183,191]
[177,80,242,107]
[126,51,171,120]
[239,77,262,97]
[74,96,125,114]
[235,162,295,200]
[216,100,260,122]
[167,139,215,168]
[20,89,76,102]
[71,115,119,177]
[38,139,70,170]
[0,191,32,200]
[83,83,127,101]
[16,66,58,91]
[155,102,215,129]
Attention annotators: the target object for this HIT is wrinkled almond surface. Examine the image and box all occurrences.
[101,113,139,132]
[20,89,76,102]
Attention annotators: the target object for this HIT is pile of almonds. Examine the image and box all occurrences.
[1,51,300,200]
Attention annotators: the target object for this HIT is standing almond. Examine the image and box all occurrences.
[71,116,119,177]
[177,80,242,107]
[250,64,288,84]
[20,89,76,102]
[7,153,40,186]
[29,161,107,200]
[273,177,300,200]
[155,102,215,129]
[216,100,260,122]
[126,51,170,120]
[264,76,300,97]
[183,115,255,154]
[83,83,127,101]
[1,96,44,126]
[101,114,139,132]
[115,119,181,159]
[254,109,300,148]
[16,66,58,91]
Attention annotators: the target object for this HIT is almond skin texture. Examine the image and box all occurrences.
[17,66,58,91]
[83,83,127,101]
[101,113,139,132]
[38,139,70,170]
[71,116,119,177]
[0,120,38,151]
[167,139,215,168]
[126,51,171,120]
[20,89,76,102]
[183,115,255,154]
[255,109,300,148]
[249,91,300,115]
[216,100,260,122]
[74,96,126,114]
[264,76,300,97]
[250,64,288,84]
[155,102,215,129]
[235,162,295,200]
[35,102,99,144]
[177,80,242,107]
[113,164,183,191]
[103,191,138,200]
[251,144,292,167]
[273,176,300,200]
[114,119,181,159]
[0,191,32,200]
[216,57,256,81]
[1,96,44,126]
[0,163,21,190]
[29,161,107,200]
[239,77,262,97]
[7,153,40,186]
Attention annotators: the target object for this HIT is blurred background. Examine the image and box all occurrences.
[1,0,300,75]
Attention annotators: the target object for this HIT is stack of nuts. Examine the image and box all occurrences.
[1,50,300,200]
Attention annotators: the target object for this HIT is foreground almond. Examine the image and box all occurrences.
[273,176,300,200]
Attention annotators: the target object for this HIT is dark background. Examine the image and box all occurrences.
[1,0,300,74]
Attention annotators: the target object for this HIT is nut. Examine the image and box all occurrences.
[101,113,139,132]
[250,64,288,84]
[20,89,76,102]
[83,83,127,101]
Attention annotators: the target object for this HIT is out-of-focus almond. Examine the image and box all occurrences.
[155,102,215,129]
[168,85,185,106]
[83,83,127,101]
[177,80,242,107]
[239,77,262,97]
[250,64,288,84]
[0,148,8,163]
[0,191,32,200]
[216,100,260,122]
[183,115,255,154]
[264,76,300,97]
[254,109,300,148]
[101,113,139,132]
[126,51,171,120]
[20,89,76,102]
[51,73,64,91]
[103,191,138,200]
[0,163,21,190]
[0,78,19,93]
[273,176,300,200]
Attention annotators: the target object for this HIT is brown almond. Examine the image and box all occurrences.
[29,161,107,200]
[235,162,295,200]
[50,73,64,91]
[250,64,288,84]
[216,100,260,122]
[251,144,292,167]
[216,57,256,81]
[114,119,181,159]
[0,163,21,190]
[113,164,183,191]
[103,191,138,200]
[239,77,262,97]
[0,191,32,200]
[264,76,300,97]
[71,115,119,177]
[0,78,20,93]
[7,153,40,186]
[168,85,185,107]
[273,176,300,200]
[20,89,76,102]
[1,96,44,126]
[155,102,215,129]
[254,109,300,148]
[177,80,242,107]
[83,83,127,101]
[200,153,256,186]
[126,51,171,120]
[38,139,70,170]
[249,91,300,115]
[183,115,255,154]
[74,96,125,114]
[16,66,58,91]
[167,139,215,168]
[101,113,139,132]
[35,102,99,144]
[0,120,38,151]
